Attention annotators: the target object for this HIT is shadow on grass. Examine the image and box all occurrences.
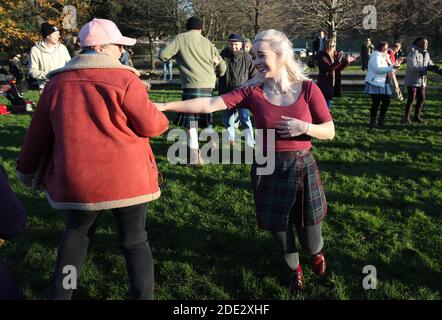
[327,140,442,157]
[320,159,441,181]
[4,199,286,299]
[5,190,441,299]
[0,124,28,160]
[325,246,442,298]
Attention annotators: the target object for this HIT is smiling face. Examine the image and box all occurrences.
[252,40,281,79]
[228,41,242,52]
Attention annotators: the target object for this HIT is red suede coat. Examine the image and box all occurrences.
[16,54,169,211]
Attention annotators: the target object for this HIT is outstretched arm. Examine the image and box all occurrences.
[157,96,228,114]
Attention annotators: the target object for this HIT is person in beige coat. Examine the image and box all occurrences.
[29,22,71,93]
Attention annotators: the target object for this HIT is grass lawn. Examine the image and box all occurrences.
[0,89,441,300]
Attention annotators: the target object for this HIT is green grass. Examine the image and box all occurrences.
[0,89,441,300]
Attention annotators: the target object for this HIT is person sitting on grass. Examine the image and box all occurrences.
[157,29,335,292]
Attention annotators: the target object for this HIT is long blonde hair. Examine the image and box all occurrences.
[249,29,309,93]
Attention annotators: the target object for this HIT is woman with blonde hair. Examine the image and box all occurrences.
[158,29,335,291]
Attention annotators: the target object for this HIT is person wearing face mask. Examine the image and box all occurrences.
[365,41,402,128]
[16,18,169,300]
[157,29,335,292]
[219,33,256,147]
[29,22,71,94]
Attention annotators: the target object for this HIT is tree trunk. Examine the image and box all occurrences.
[254,0,260,35]
[328,0,338,44]
[148,34,156,71]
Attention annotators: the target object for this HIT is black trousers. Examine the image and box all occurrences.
[370,94,391,123]
[405,86,426,118]
[49,203,154,300]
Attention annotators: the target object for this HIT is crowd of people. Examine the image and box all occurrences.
[0,17,440,300]
[310,30,441,128]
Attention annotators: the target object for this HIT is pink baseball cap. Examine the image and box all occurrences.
[79,18,136,47]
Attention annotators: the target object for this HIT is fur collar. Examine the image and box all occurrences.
[48,53,140,78]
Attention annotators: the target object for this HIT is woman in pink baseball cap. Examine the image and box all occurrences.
[16,19,169,300]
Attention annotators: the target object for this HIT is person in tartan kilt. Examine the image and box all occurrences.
[157,29,335,292]
[158,17,226,165]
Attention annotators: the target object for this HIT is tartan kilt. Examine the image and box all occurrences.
[251,150,327,231]
[174,88,214,129]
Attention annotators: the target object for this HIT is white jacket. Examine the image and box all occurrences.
[29,41,71,88]
[364,50,394,88]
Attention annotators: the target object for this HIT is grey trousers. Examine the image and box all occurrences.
[272,223,323,270]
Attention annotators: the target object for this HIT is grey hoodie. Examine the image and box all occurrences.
[404,45,434,87]
[29,41,71,88]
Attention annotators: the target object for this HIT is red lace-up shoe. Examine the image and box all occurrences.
[289,264,303,292]
[311,251,326,276]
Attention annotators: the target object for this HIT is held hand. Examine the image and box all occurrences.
[143,81,152,92]
[156,103,167,112]
[347,56,358,64]
[275,116,309,138]
[213,55,220,66]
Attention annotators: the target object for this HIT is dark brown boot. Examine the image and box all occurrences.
[413,101,425,123]
[413,114,425,123]
[403,107,412,125]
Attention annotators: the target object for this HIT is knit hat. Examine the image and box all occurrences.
[40,22,59,38]
[79,18,136,47]
[228,33,242,42]
[186,17,202,31]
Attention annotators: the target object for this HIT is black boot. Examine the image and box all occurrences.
[378,96,390,129]
[378,114,386,129]
[369,107,378,129]
[404,105,412,125]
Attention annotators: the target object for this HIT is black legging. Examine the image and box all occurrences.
[49,203,153,300]
[370,94,391,122]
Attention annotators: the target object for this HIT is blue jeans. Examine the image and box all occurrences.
[49,203,153,300]
[222,108,255,147]
[326,100,333,109]
[163,61,173,80]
